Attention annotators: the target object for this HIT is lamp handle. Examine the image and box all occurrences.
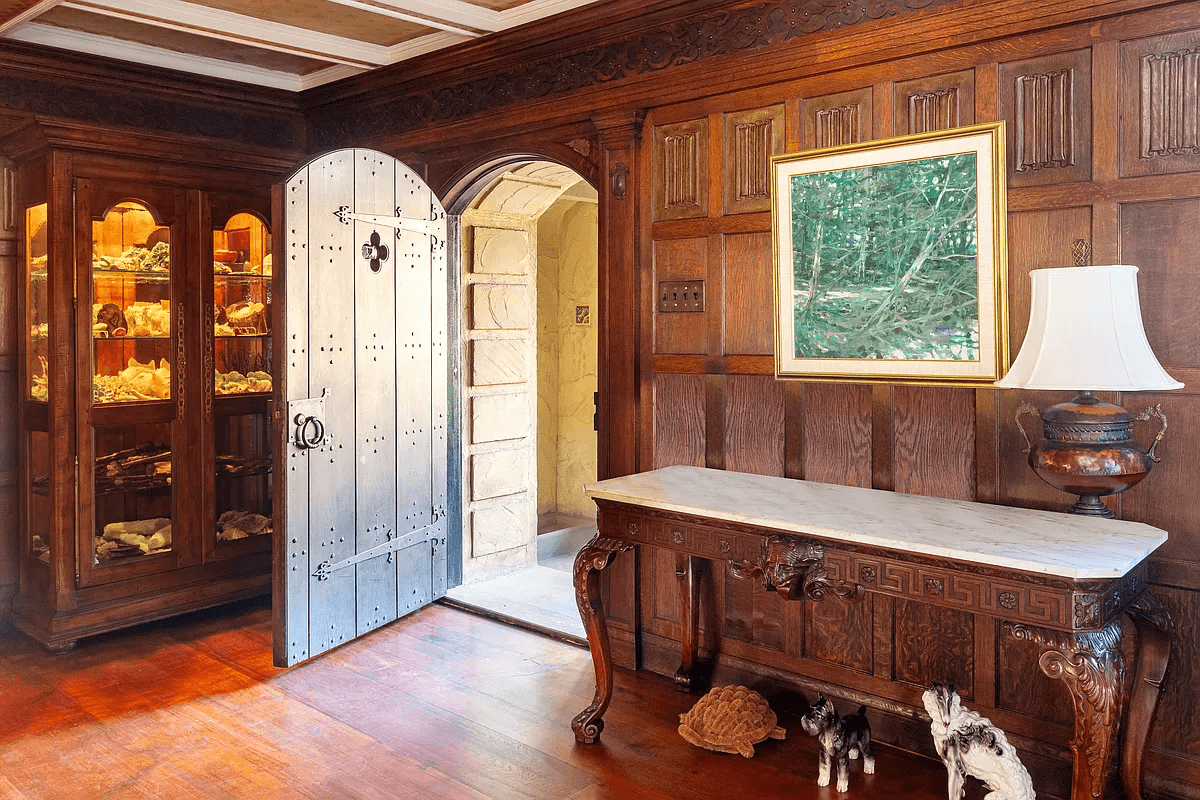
[1014,401,1041,455]
[1135,404,1168,463]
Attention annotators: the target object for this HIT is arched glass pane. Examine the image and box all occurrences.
[91,201,172,404]
[213,212,273,548]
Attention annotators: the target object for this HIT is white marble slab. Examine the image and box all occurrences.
[584,466,1167,579]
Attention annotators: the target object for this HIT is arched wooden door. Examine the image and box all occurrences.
[272,149,448,667]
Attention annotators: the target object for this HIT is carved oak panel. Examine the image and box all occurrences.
[801,87,873,150]
[722,105,785,215]
[894,599,975,698]
[804,592,873,672]
[1120,30,1200,178]
[894,70,976,135]
[653,119,709,221]
[999,49,1092,186]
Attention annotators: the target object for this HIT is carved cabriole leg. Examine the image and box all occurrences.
[674,553,701,692]
[572,535,634,743]
[1122,592,1174,800]
[1007,618,1125,800]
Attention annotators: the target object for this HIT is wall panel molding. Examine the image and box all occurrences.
[801,87,873,150]
[894,69,975,135]
[653,119,709,221]
[722,105,784,215]
[1121,29,1200,177]
[999,49,1092,186]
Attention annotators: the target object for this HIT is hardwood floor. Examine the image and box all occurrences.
[0,599,972,799]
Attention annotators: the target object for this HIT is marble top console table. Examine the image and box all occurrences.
[575,466,1172,800]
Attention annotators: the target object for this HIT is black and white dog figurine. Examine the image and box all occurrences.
[799,693,875,792]
[922,682,1035,800]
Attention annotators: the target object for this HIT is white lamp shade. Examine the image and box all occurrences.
[996,265,1183,391]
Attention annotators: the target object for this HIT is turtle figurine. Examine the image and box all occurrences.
[678,684,786,758]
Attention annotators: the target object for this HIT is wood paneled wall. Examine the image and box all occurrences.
[640,6,1200,795]
[4,0,1200,796]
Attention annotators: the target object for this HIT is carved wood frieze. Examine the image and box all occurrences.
[999,50,1092,186]
[311,0,957,147]
[0,68,296,150]
[597,501,1148,632]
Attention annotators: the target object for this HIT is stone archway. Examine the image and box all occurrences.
[458,162,598,585]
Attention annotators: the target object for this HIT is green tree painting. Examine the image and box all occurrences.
[789,152,979,361]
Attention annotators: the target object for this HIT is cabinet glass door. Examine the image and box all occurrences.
[25,203,48,401]
[86,198,178,575]
[212,212,273,551]
[24,204,51,565]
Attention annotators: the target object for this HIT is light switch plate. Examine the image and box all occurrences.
[658,280,705,313]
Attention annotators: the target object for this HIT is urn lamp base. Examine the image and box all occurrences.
[1016,392,1167,519]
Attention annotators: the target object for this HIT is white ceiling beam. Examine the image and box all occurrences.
[386,30,472,63]
[496,0,599,29]
[326,0,484,38]
[299,63,369,90]
[363,0,500,32]
[0,0,62,36]
[63,0,391,67]
[9,22,318,90]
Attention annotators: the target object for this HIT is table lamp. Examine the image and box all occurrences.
[995,260,1182,517]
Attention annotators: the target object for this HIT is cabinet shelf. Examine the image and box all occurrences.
[215,333,270,339]
[95,335,171,341]
[92,269,171,281]
[215,272,270,280]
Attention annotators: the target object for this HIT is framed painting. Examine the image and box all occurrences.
[772,122,1008,385]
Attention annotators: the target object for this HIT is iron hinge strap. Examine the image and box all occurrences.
[334,206,438,236]
[312,515,442,581]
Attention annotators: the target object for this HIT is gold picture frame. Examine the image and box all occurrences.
[772,122,1008,385]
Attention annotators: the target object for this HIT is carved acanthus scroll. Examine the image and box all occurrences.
[1005,619,1124,800]
[572,535,634,743]
[730,534,863,602]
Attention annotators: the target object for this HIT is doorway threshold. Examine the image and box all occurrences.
[442,519,595,646]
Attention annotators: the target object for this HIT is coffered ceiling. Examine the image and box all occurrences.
[0,0,600,91]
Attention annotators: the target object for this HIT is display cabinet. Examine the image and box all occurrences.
[12,144,282,651]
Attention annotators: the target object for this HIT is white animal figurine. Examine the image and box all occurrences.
[922,682,1035,800]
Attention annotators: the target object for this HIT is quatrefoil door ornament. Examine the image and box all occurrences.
[362,230,389,272]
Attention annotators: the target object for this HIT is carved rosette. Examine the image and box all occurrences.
[1005,619,1124,797]
[730,534,863,602]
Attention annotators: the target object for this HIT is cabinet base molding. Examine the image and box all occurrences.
[10,564,269,651]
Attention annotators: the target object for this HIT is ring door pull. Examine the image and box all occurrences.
[293,413,326,449]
